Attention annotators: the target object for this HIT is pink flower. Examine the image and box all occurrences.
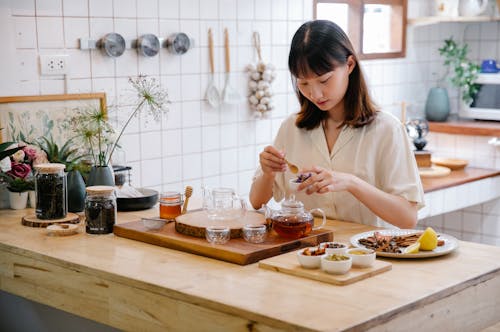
[23,146,39,162]
[7,162,31,179]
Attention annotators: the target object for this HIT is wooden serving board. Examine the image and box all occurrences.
[259,251,392,286]
[175,210,266,238]
[113,220,333,265]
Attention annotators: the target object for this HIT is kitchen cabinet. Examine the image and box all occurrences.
[0,208,499,331]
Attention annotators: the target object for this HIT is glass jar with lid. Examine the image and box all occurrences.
[34,163,67,220]
[159,191,183,220]
[85,186,116,234]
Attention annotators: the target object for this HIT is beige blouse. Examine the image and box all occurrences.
[254,111,425,228]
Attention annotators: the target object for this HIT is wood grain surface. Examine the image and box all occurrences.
[113,219,333,265]
[1,207,500,332]
[259,252,392,285]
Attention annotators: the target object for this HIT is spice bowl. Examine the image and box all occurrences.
[320,241,349,255]
[242,224,267,243]
[321,254,352,275]
[346,248,376,268]
[296,247,326,269]
[142,217,166,231]
[205,226,230,245]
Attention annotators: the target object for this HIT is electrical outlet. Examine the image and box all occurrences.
[40,54,70,75]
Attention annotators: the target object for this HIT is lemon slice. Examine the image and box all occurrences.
[404,242,420,254]
[417,227,438,251]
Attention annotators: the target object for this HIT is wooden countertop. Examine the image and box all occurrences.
[1,208,499,331]
[429,119,500,136]
[421,167,500,193]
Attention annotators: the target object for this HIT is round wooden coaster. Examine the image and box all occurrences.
[175,210,266,238]
[22,213,81,228]
[46,223,79,236]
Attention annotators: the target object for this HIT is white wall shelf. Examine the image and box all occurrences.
[408,16,500,27]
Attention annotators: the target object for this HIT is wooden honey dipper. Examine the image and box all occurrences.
[182,186,193,214]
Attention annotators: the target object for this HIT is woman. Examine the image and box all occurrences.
[249,20,424,229]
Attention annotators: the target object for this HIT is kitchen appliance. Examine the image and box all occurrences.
[460,73,500,121]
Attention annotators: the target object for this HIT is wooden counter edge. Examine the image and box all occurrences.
[349,268,500,331]
[429,120,500,136]
[1,239,500,331]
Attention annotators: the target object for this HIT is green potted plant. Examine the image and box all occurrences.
[66,75,169,186]
[438,37,480,105]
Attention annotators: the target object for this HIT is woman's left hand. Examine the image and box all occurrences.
[297,166,354,195]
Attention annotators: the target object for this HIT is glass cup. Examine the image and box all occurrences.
[242,224,267,244]
[205,226,230,244]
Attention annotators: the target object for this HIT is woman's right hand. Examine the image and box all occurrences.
[259,145,287,176]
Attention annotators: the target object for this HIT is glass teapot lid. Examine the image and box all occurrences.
[281,195,304,214]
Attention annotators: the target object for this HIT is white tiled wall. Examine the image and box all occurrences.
[1,0,499,243]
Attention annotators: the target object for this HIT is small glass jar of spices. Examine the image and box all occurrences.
[85,186,116,234]
[34,163,67,220]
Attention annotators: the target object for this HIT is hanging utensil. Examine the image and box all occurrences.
[222,28,242,104]
[205,28,220,108]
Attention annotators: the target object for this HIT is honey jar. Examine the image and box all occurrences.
[159,191,183,220]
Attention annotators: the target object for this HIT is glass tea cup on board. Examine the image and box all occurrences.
[202,186,247,221]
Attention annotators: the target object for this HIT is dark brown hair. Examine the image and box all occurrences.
[288,20,378,130]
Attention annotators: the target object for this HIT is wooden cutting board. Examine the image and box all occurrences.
[259,251,392,285]
[113,220,333,265]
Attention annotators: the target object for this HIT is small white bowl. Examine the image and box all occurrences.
[142,218,166,230]
[320,242,348,255]
[321,254,352,275]
[346,248,376,268]
[296,247,325,269]
[288,178,301,192]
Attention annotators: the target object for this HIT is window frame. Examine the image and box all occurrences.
[313,0,407,60]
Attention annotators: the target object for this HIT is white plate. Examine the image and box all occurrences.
[350,229,459,258]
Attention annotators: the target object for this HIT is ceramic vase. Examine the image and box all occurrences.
[87,165,115,187]
[9,191,28,210]
[67,170,86,212]
[425,87,450,122]
[0,186,10,209]
[28,190,36,208]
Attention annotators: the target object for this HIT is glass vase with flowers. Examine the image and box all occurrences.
[66,75,169,186]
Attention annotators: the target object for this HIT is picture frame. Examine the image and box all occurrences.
[0,93,107,144]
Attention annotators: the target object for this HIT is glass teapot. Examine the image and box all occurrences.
[264,195,326,239]
[202,187,247,221]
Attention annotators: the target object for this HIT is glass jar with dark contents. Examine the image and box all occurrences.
[85,186,116,234]
[34,163,67,220]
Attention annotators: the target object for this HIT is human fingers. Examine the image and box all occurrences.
[259,146,286,173]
